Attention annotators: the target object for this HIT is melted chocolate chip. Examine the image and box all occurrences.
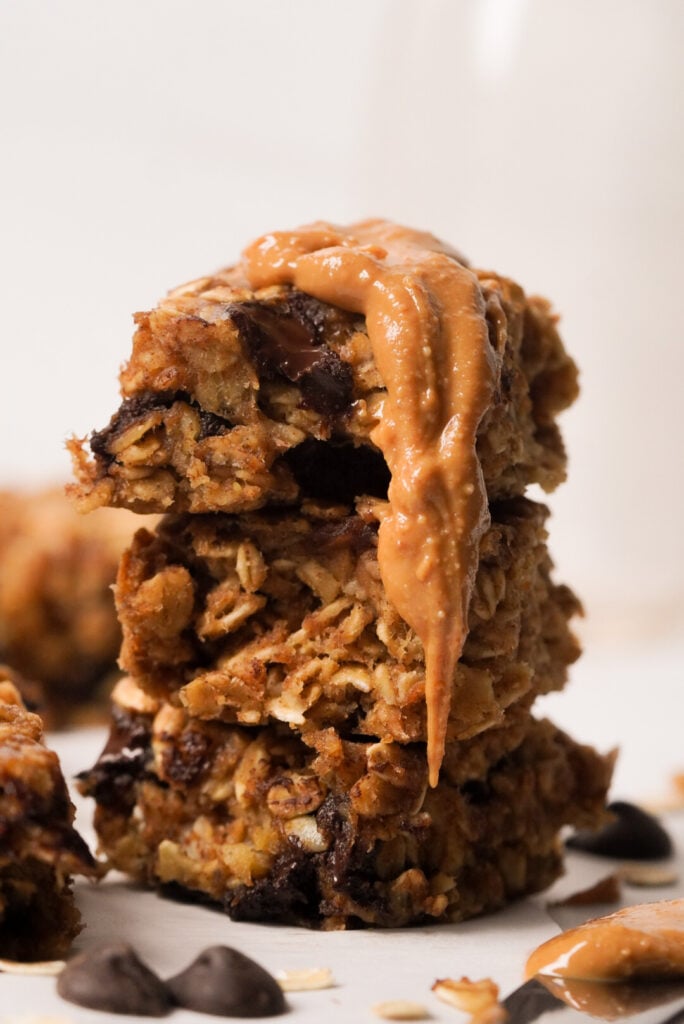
[167,945,287,1017]
[284,439,390,504]
[160,725,212,785]
[309,516,378,555]
[566,801,674,860]
[77,706,151,812]
[90,391,179,457]
[90,390,231,459]
[228,300,353,416]
[227,850,319,925]
[197,407,232,439]
[57,943,170,1016]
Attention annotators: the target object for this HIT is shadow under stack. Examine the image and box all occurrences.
[73,221,612,928]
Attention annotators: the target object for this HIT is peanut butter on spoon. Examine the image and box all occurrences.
[525,899,684,983]
[243,221,500,785]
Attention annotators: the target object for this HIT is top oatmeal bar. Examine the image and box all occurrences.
[69,268,576,517]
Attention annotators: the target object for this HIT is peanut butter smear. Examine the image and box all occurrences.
[525,899,684,982]
[243,220,500,785]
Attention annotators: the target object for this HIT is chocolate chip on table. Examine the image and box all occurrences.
[56,943,170,1016]
[566,801,673,860]
[167,945,287,1017]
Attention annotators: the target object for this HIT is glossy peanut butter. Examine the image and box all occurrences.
[525,899,684,982]
[243,221,499,785]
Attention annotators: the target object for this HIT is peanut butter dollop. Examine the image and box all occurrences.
[525,899,684,982]
[243,220,499,785]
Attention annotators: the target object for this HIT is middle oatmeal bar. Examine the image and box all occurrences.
[113,498,579,744]
[79,678,612,929]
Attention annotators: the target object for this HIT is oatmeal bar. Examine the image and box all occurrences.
[0,488,148,724]
[114,498,578,744]
[0,675,98,959]
[69,263,575,519]
[79,679,611,929]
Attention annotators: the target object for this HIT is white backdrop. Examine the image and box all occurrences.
[2,0,683,647]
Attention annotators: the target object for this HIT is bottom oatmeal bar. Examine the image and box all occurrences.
[0,675,98,959]
[79,678,612,929]
[114,498,580,745]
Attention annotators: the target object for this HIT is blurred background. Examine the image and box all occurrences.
[1,0,682,793]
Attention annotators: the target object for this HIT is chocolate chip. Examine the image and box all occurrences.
[56,943,170,1016]
[228,300,353,416]
[77,705,151,813]
[309,516,378,556]
[90,390,231,459]
[90,391,179,458]
[566,801,674,860]
[167,945,287,1017]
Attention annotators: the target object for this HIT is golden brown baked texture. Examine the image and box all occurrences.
[79,678,611,929]
[0,675,98,959]
[0,489,149,725]
[113,498,579,744]
[68,270,577,516]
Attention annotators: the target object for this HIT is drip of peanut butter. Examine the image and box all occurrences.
[243,220,499,786]
[525,899,684,982]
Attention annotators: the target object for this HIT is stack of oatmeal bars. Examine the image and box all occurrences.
[72,221,612,928]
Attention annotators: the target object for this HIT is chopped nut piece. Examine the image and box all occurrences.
[0,958,66,975]
[549,873,622,906]
[372,1000,431,1020]
[619,865,679,887]
[432,977,501,1015]
[276,966,335,991]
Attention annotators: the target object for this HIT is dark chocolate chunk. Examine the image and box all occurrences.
[90,390,231,459]
[77,705,151,813]
[167,945,287,1017]
[309,516,378,556]
[227,850,319,925]
[56,943,170,1016]
[90,391,181,458]
[566,800,674,860]
[284,438,390,504]
[160,724,212,785]
[197,407,232,439]
[228,300,353,416]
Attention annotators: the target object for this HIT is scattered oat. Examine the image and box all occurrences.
[548,873,622,907]
[432,977,502,1016]
[0,959,65,976]
[619,865,679,887]
[276,966,335,991]
[372,1000,431,1020]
